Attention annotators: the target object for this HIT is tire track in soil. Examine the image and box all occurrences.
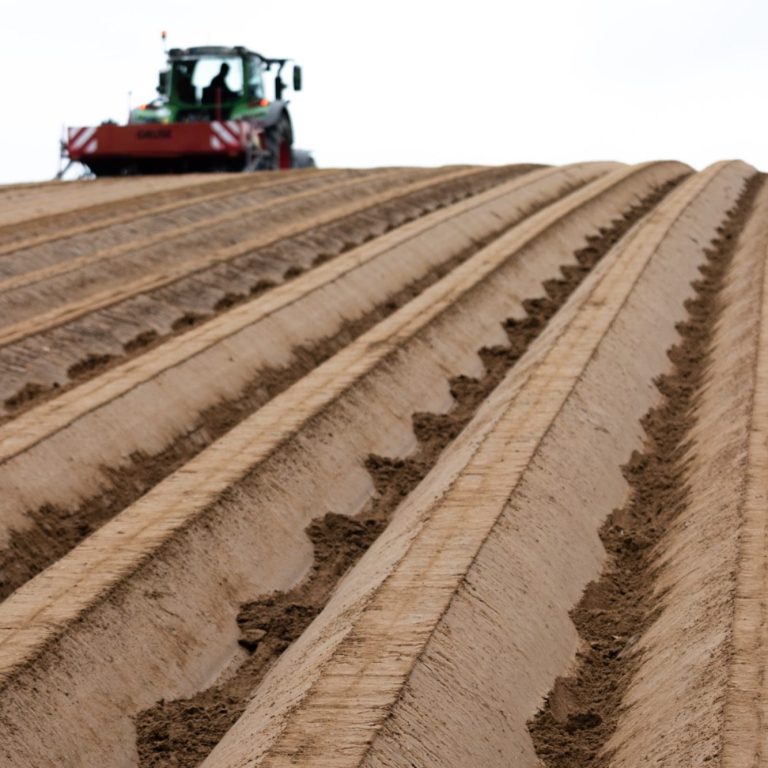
[0,172,339,259]
[0,176,219,233]
[0,169,579,601]
[0,170,394,285]
[0,166,529,421]
[0,168,440,336]
[133,178,683,768]
[527,172,764,768]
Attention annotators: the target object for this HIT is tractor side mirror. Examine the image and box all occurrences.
[157,70,169,95]
[293,65,302,91]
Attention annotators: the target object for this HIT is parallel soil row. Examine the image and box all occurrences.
[0,160,680,767]
[0,173,227,230]
[204,161,750,768]
[603,174,768,767]
[0,162,671,600]
[0,164,531,415]
[0,168,359,269]
[0,170,360,258]
[0,160,764,768]
[528,172,764,767]
[0,163,581,596]
[0,166,447,331]
[134,172,684,768]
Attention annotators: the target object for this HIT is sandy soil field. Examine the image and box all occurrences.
[0,161,763,767]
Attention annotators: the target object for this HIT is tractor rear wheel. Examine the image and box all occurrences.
[266,114,293,170]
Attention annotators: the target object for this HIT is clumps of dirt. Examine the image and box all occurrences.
[527,173,764,767]
[0,175,592,600]
[170,312,205,332]
[213,292,246,312]
[282,264,304,279]
[133,360,489,768]
[135,512,381,766]
[0,165,532,421]
[3,382,53,411]
[123,330,159,354]
[0,446,195,599]
[249,278,277,296]
[4,340,153,417]
[465,176,685,395]
[132,179,685,768]
[66,353,115,380]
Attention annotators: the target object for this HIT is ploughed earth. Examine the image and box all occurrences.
[0,160,764,768]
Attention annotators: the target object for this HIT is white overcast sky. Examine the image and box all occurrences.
[1,0,767,183]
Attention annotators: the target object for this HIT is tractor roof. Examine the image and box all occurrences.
[167,46,290,68]
[168,46,261,59]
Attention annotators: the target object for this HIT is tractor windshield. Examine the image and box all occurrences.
[171,56,244,106]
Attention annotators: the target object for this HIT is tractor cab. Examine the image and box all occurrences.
[169,52,250,121]
[131,46,301,125]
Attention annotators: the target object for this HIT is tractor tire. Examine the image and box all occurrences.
[266,113,293,170]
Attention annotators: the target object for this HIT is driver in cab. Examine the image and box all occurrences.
[205,63,237,103]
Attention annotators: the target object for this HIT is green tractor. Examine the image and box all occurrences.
[64,45,313,176]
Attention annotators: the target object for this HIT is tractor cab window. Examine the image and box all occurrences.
[246,57,266,101]
[171,60,197,104]
[172,56,244,105]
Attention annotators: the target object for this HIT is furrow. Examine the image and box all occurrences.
[0,164,537,416]
[0,173,233,230]
[0,166,447,330]
[135,172,684,768]
[0,169,344,258]
[598,178,768,766]
[0,159,688,767]
[0,161,629,596]
[528,172,765,767]
[191,160,753,768]
[0,169,365,273]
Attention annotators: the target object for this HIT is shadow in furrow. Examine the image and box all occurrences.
[1,165,533,418]
[0,177,587,601]
[134,178,684,768]
[527,173,764,767]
